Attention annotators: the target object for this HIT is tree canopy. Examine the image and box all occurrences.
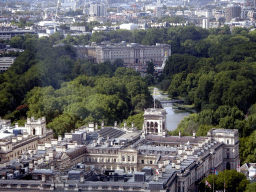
[201,170,249,192]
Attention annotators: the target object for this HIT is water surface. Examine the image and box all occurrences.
[153,88,191,131]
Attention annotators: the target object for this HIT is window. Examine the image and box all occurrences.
[150,161,153,164]
[132,156,134,161]
[141,160,144,164]
[227,140,229,144]
[122,156,125,161]
[128,156,130,161]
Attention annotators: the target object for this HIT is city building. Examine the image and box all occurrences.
[119,23,139,31]
[202,18,209,29]
[142,108,167,136]
[0,30,36,40]
[89,3,107,23]
[240,163,256,181]
[80,42,171,72]
[89,3,107,17]
[0,117,53,164]
[0,109,240,191]
[226,4,242,22]
[0,57,16,73]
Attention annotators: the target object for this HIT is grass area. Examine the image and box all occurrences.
[172,103,195,114]
[173,103,195,109]
[161,91,169,95]
[134,109,143,114]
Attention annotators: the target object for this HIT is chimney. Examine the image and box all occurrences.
[42,174,46,182]
[175,163,180,170]
[12,137,17,143]
[95,123,98,129]
[15,123,19,128]
[193,131,196,138]
[132,122,134,128]
[179,131,181,138]
[101,121,104,128]
[58,135,62,142]
[114,121,117,128]
[80,175,84,183]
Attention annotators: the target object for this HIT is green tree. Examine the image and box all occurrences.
[164,54,198,77]
[246,182,256,192]
[122,112,144,130]
[144,74,154,85]
[10,36,24,48]
[49,32,64,44]
[170,113,199,136]
[167,72,187,98]
[194,71,215,110]
[196,124,216,136]
[146,62,155,75]
[200,170,249,192]
[47,113,79,137]
[85,94,129,125]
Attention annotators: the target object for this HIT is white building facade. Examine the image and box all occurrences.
[0,57,16,73]
[93,43,171,70]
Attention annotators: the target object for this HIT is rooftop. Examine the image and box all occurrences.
[146,135,205,144]
[143,108,167,116]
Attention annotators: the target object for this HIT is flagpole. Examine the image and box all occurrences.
[213,174,214,192]
[154,88,156,109]
[224,178,225,192]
